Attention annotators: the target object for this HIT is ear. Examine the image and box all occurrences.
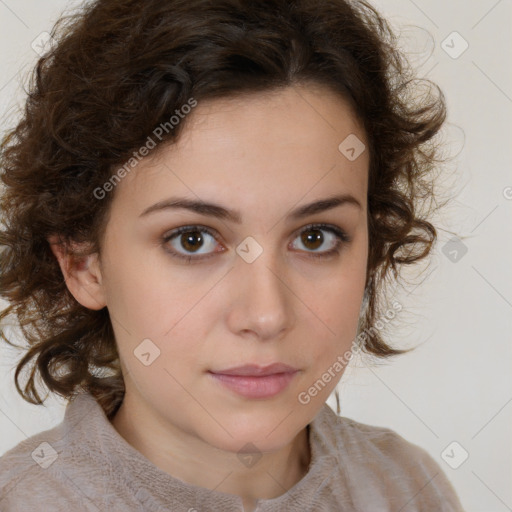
[48,235,107,311]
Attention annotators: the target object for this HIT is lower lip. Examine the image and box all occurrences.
[208,371,298,399]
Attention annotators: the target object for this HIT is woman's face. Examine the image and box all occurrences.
[96,84,369,454]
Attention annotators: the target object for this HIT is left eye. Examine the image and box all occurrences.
[289,224,349,257]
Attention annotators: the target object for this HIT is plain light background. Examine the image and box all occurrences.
[0,1,511,511]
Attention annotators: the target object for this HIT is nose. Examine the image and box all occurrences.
[225,243,295,341]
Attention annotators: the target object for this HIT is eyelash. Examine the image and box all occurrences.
[161,223,351,264]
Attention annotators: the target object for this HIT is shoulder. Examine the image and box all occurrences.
[311,405,466,511]
[335,411,432,461]
[315,404,440,469]
[0,420,82,509]
[0,396,113,511]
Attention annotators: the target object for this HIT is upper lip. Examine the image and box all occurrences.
[209,363,298,376]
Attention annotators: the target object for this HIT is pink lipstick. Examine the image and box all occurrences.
[208,363,299,399]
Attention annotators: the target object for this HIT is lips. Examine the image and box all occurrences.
[209,362,298,377]
[208,363,300,399]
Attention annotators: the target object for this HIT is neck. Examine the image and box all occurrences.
[110,391,312,508]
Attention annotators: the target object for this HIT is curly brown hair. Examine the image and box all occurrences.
[0,0,447,418]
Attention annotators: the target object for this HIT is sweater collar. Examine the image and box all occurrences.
[63,391,338,511]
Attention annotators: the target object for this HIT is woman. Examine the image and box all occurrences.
[0,0,464,510]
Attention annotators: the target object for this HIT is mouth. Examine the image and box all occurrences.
[208,363,299,399]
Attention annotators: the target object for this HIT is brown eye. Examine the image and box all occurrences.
[300,229,324,251]
[163,225,222,261]
[180,231,205,253]
[290,223,350,258]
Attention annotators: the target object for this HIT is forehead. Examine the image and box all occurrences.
[116,84,369,214]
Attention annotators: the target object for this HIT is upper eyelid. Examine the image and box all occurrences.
[163,224,219,240]
[163,223,345,239]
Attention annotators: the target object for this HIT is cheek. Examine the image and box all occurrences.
[325,279,365,334]
[299,260,367,366]
[315,255,367,333]
[102,243,201,338]
[101,254,212,373]
[293,278,365,408]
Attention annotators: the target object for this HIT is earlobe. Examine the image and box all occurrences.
[47,235,107,311]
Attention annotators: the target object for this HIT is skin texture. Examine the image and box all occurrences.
[50,83,369,511]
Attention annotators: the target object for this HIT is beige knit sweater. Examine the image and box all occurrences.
[0,391,465,511]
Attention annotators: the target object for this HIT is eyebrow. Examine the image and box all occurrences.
[139,193,362,222]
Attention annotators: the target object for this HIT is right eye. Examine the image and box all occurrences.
[162,225,225,263]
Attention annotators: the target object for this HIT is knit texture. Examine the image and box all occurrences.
[0,391,465,511]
